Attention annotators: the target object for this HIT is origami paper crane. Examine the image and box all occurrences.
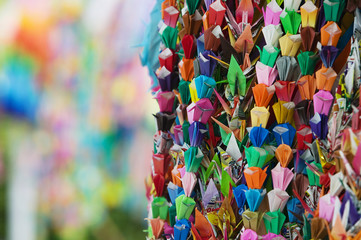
[155,91,175,113]
[152,196,169,220]
[321,21,342,47]
[295,100,314,126]
[153,173,165,197]
[263,209,286,234]
[273,123,296,146]
[292,173,309,199]
[297,51,320,76]
[319,194,337,222]
[182,35,196,59]
[287,198,304,223]
[245,146,271,168]
[262,0,282,26]
[192,208,215,239]
[301,27,318,51]
[228,55,247,96]
[275,144,293,167]
[242,210,264,232]
[233,184,248,214]
[255,61,278,86]
[315,66,337,91]
[184,147,204,172]
[320,45,339,68]
[300,0,318,28]
[157,66,179,92]
[187,98,214,124]
[179,58,195,81]
[273,101,295,124]
[195,75,214,100]
[272,162,294,191]
[252,84,275,107]
[149,218,165,239]
[198,50,217,77]
[236,0,254,24]
[262,232,286,240]
[309,112,329,139]
[204,25,223,52]
[152,153,171,176]
[174,219,191,240]
[208,0,226,26]
[280,10,302,35]
[244,167,268,189]
[245,188,266,211]
[159,48,175,71]
[268,188,290,212]
[323,0,346,22]
[257,44,281,67]
[207,197,236,237]
[159,23,178,50]
[249,126,270,147]
[276,56,301,81]
[241,229,258,240]
[172,125,184,146]
[274,81,296,102]
[164,6,179,28]
[279,33,302,57]
[306,162,322,187]
[297,75,317,100]
[182,172,197,197]
[200,178,220,208]
[296,125,313,150]
[175,194,196,220]
[250,106,270,127]
[262,24,283,48]
[313,90,334,116]
[167,182,183,205]
[284,0,302,11]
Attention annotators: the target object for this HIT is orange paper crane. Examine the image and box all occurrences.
[298,75,317,100]
[275,144,293,168]
[316,66,337,91]
[148,218,165,239]
[244,166,268,189]
[235,24,254,54]
[179,59,195,81]
[191,209,216,239]
[252,84,275,107]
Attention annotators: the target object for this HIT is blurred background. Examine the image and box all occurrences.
[0,0,157,239]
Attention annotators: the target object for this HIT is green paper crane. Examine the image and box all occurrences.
[186,0,201,15]
[182,121,190,144]
[263,209,286,234]
[297,51,320,76]
[160,25,178,50]
[184,147,204,172]
[280,10,302,35]
[152,197,169,220]
[303,214,311,240]
[227,55,246,97]
[220,168,236,197]
[245,146,272,168]
[178,80,191,104]
[323,0,346,23]
[306,162,322,187]
[175,195,196,220]
[257,45,281,67]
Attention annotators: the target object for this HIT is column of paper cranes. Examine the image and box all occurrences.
[144,0,361,239]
